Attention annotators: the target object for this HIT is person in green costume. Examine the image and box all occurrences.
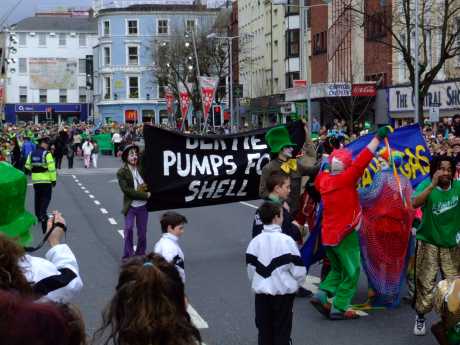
[412,155,460,336]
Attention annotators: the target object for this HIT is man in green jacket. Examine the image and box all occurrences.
[117,144,150,260]
[412,155,460,336]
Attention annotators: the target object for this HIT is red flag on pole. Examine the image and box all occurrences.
[165,87,174,115]
[179,82,192,131]
[198,76,219,125]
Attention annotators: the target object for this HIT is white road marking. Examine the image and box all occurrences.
[115,229,209,328]
[75,179,79,183]
[187,304,209,329]
[100,208,108,214]
[89,195,95,199]
[94,200,101,205]
[240,201,258,209]
[84,190,90,194]
[77,183,82,186]
[72,175,76,178]
[108,218,117,225]
[108,179,117,183]
[302,275,321,295]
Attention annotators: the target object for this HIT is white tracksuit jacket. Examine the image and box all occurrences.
[154,233,185,283]
[246,224,306,295]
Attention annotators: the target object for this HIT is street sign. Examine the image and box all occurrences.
[429,105,440,123]
[293,80,307,88]
[233,84,243,98]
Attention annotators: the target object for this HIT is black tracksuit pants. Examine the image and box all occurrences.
[33,183,52,233]
[255,293,295,345]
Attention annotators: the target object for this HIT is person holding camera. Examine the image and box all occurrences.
[117,144,151,260]
[0,210,83,304]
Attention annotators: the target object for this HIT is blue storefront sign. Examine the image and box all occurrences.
[14,103,82,113]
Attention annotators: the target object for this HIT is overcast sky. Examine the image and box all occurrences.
[1,0,92,26]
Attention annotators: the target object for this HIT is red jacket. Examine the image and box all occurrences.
[315,148,374,246]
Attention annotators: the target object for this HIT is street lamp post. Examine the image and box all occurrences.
[414,0,420,123]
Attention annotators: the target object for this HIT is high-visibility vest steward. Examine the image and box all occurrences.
[25,148,57,184]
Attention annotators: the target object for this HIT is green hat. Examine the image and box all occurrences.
[0,162,36,246]
[265,126,296,154]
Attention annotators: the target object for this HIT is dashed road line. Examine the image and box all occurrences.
[100,208,108,214]
[94,200,101,205]
[89,195,95,199]
[108,218,117,225]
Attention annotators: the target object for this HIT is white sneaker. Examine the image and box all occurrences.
[413,315,426,336]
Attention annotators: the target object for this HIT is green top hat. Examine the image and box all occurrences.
[265,126,296,154]
[0,162,36,246]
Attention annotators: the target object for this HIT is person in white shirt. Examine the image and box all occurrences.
[1,211,83,304]
[81,139,94,169]
[246,202,306,345]
[112,132,122,157]
[154,211,188,283]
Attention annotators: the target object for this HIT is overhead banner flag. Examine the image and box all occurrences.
[142,124,430,211]
[198,76,219,123]
[165,87,174,114]
[179,82,192,130]
[346,124,431,188]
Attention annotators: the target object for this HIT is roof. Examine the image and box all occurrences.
[98,4,220,15]
[13,15,98,33]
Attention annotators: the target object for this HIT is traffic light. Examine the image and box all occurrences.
[212,105,222,127]
[86,55,94,90]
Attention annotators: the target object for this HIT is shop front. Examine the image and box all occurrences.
[4,103,88,124]
[388,80,460,126]
[97,102,167,124]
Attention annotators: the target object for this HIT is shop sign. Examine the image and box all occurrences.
[125,109,138,122]
[352,83,377,97]
[389,81,460,112]
[325,83,352,97]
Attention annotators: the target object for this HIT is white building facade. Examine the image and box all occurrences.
[3,12,97,124]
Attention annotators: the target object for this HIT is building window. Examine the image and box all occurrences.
[286,29,300,57]
[79,87,87,103]
[39,89,47,103]
[128,76,139,99]
[103,20,110,36]
[18,58,27,74]
[79,59,86,74]
[59,33,66,46]
[127,20,138,35]
[59,89,67,103]
[286,71,300,89]
[366,12,386,40]
[19,33,27,46]
[19,86,27,103]
[186,19,196,33]
[38,33,47,46]
[158,20,169,34]
[286,0,300,15]
[312,31,327,55]
[79,34,87,47]
[103,46,111,66]
[104,77,111,99]
[127,46,139,65]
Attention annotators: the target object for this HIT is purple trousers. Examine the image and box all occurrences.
[123,205,148,259]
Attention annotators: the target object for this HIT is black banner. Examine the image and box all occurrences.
[144,125,271,211]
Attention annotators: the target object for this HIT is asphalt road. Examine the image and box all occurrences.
[25,154,438,345]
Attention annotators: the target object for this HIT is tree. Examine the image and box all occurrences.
[346,0,460,125]
[151,13,234,128]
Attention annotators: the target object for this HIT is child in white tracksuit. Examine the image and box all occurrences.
[246,202,307,345]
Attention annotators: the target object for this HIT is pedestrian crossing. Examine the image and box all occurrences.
[58,168,118,176]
